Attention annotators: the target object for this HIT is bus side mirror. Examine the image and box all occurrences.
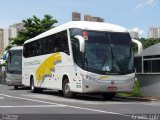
[6,52,11,63]
[75,35,85,52]
[132,39,143,56]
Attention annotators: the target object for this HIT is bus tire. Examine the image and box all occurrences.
[102,93,116,100]
[14,86,18,89]
[30,77,38,93]
[62,77,74,98]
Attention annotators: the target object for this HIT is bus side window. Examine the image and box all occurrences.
[23,45,27,58]
[37,41,41,56]
[61,31,69,55]
[50,35,55,53]
[54,34,60,53]
[42,38,46,55]
[28,44,31,57]
[26,44,29,57]
[71,38,83,67]
[46,37,50,54]
[29,41,35,57]
[36,41,40,56]
[32,41,36,56]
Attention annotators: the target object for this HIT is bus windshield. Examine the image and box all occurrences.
[7,50,22,74]
[84,31,134,74]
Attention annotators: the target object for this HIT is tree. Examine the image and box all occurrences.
[132,38,160,53]
[11,14,58,45]
[5,44,13,51]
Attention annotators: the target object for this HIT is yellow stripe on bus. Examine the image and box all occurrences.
[36,53,62,84]
[100,76,109,80]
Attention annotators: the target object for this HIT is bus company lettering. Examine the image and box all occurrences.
[24,60,41,66]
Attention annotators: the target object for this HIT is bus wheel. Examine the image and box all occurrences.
[14,86,18,89]
[30,78,38,93]
[62,78,74,98]
[102,93,116,100]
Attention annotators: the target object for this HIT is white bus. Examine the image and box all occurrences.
[22,21,142,99]
[6,46,23,89]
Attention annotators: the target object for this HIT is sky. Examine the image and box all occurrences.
[0,0,159,38]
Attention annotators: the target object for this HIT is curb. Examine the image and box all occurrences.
[115,96,152,102]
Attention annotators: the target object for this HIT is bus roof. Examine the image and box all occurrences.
[24,21,128,44]
[10,46,23,50]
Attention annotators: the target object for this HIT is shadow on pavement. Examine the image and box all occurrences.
[8,86,31,91]
[27,89,149,102]
[4,85,150,102]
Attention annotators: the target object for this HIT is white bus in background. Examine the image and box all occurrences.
[22,21,142,99]
[6,46,23,89]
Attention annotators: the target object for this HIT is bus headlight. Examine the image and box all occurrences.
[80,73,96,81]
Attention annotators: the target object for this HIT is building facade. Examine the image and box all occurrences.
[158,27,160,38]
[84,14,104,22]
[135,43,160,97]
[129,31,139,39]
[0,28,9,58]
[0,23,24,58]
[9,23,24,38]
[72,12,104,22]
[148,27,160,39]
[91,17,104,22]
[3,28,9,49]
[84,15,92,21]
[72,12,81,21]
[0,29,4,58]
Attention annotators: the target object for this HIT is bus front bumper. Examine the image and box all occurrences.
[6,79,22,86]
[82,78,135,93]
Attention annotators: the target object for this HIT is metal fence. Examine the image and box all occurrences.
[0,66,6,85]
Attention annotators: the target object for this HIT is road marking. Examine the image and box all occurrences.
[0,93,132,118]
[0,94,64,106]
[0,97,4,99]
[0,105,64,108]
[22,94,160,106]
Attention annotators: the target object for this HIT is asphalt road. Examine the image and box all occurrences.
[0,85,160,120]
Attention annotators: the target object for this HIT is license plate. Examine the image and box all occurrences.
[108,86,117,91]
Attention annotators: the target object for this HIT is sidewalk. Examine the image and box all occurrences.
[116,95,160,102]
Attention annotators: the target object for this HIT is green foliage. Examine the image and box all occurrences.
[140,38,160,49]
[132,38,160,53]
[131,79,141,97]
[11,36,28,45]
[5,44,13,51]
[0,62,7,67]
[117,79,141,97]
[11,14,58,45]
